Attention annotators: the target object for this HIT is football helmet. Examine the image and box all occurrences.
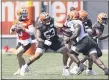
[79,10,88,21]
[69,10,79,20]
[39,12,51,25]
[97,13,108,25]
[17,7,28,21]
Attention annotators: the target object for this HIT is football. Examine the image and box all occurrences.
[15,27,22,33]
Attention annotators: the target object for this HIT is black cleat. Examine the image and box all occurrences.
[77,63,87,75]
[104,68,109,75]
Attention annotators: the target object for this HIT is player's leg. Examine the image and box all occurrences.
[20,48,44,76]
[14,42,22,75]
[64,43,74,69]
[26,42,45,66]
[80,55,96,75]
[18,43,31,66]
[60,47,70,76]
[14,43,31,75]
[20,42,45,76]
[70,55,88,74]
[89,48,109,75]
[63,36,74,74]
[85,57,97,75]
[68,49,86,75]
[51,39,70,76]
[67,58,73,69]
[85,44,102,75]
[88,37,109,75]
[64,42,73,68]
[68,37,91,75]
[70,55,96,75]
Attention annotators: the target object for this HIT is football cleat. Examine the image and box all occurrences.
[62,68,70,76]
[77,63,87,75]
[70,65,79,74]
[20,64,29,76]
[14,68,20,75]
[86,69,97,75]
[104,68,109,75]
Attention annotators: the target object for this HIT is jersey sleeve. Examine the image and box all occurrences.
[92,22,102,35]
[84,19,92,29]
[87,19,92,28]
[37,22,43,31]
[93,22,104,33]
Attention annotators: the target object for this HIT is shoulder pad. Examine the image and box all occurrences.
[37,22,43,30]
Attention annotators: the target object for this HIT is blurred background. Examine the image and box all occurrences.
[1,0,108,51]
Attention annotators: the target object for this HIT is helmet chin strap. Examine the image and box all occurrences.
[19,15,27,21]
[19,17,25,21]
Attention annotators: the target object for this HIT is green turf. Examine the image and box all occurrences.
[1,52,109,79]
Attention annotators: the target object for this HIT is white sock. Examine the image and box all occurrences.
[24,64,28,68]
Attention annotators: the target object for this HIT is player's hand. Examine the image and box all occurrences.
[44,40,52,46]
[10,25,17,34]
[17,23,26,31]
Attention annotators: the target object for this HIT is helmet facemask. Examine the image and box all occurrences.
[101,18,108,25]
[97,13,108,25]
[42,17,51,25]
[18,9,28,21]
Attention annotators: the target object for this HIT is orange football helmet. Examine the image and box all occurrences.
[97,13,108,24]
[69,10,79,20]
[39,12,51,25]
[79,10,88,21]
[17,7,28,21]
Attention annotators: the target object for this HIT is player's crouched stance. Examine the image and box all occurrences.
[10,7,35,76]
[70,12,109,75]
[66,11,109,75]
[20,12,70,76]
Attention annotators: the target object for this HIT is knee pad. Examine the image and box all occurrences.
[35,48,44,54]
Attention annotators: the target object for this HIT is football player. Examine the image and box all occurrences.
[92,12,109,42]
[70,10,97,75]
[61,10,87,75]
[20,12,71,76]
[70,11,109,75]
[65,10,109,75]
[60,10,78,69]
[60,7,76,69]
[10,7,35,75]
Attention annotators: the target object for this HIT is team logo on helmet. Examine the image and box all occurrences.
[39,12,51,25]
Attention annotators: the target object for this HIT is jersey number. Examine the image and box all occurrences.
[44,28,55,39]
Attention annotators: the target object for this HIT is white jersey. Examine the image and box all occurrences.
[67,20,88,42]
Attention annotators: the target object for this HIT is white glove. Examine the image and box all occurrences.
[10,25,16,34]
[44,40,52,46]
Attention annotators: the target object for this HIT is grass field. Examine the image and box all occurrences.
[1,52,109,79]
